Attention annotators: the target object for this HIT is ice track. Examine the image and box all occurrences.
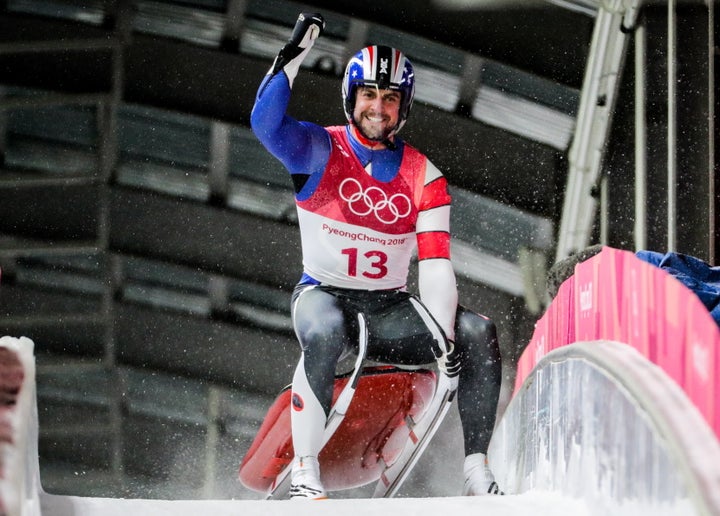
[3,334,720,516]
[39,490,591,516]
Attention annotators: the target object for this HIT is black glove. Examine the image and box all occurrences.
[269,12,325,84]
[434,339,462,378]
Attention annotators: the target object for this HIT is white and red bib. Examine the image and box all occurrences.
[295,126,431,289]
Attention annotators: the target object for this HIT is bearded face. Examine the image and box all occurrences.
[351,86,401,142]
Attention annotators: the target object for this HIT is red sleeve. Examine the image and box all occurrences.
[417,176,452,260]
[420,176,451,211]
[417,231,451,260]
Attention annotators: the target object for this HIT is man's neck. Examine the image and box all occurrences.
[349,124,391,149]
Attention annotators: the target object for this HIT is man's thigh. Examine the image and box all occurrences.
[365,296,437,366]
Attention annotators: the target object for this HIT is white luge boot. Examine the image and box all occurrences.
[289,456,327,499]
[462,453,503,496]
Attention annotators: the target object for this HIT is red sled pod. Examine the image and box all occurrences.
[239,366,436,493]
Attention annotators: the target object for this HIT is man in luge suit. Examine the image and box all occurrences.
[251,12,503,499]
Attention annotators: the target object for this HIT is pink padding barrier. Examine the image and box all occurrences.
[515,246,719,438]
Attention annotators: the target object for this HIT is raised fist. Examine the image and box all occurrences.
[288,13,325,49]
[268,12,326,84]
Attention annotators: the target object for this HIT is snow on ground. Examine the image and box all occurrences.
[41,490,591,516]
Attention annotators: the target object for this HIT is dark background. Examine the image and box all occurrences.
[0,0,716,500]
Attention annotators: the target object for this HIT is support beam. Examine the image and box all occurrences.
[555,0,640,262]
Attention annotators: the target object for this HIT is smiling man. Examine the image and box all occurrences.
[250,13,503,500]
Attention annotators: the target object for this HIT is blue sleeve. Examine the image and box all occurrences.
[250,72,331,179]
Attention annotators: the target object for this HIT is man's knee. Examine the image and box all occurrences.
[293,290,348,354]
[457,309,496,342]
[455,309,501,364]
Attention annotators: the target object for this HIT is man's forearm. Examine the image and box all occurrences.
[418,258,458,341]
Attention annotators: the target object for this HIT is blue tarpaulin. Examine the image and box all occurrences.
[636,250,720,328]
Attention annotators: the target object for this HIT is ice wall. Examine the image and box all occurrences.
[490,341,720,516]
[516,247,719,436]
[490,247,720,515]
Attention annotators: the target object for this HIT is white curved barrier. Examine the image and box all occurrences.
[489,340,720,516]
[0,336,41,516]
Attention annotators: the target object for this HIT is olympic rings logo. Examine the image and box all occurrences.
[339,178,412,224]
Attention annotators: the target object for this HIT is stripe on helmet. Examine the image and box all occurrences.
[356,46,407,90]
[390,48,405,86]
[361,46,376,82]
